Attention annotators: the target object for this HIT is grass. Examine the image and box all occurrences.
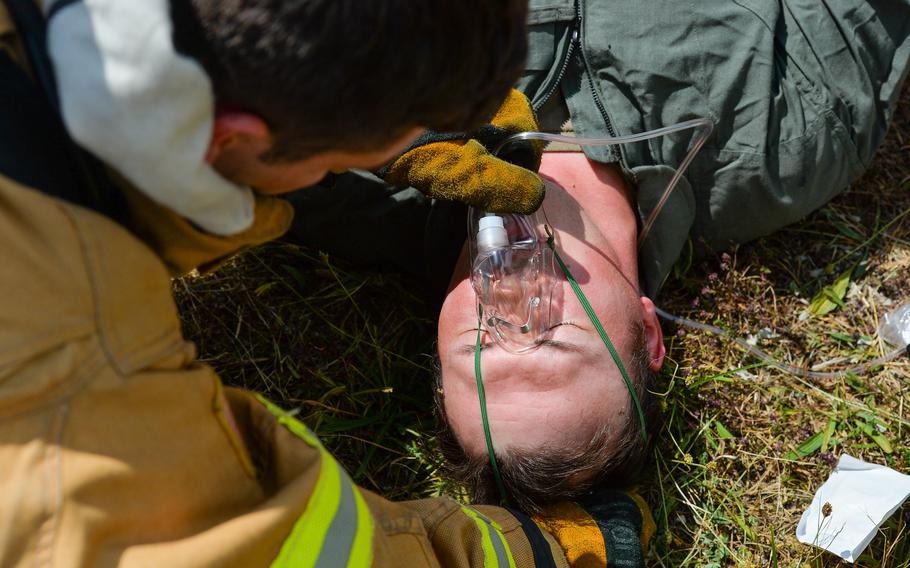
[175,86,910,566]
[648,86,910,566]
[175,246,452,501]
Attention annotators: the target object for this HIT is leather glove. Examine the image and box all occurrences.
[381,89,545,214]
[533,489,655,568]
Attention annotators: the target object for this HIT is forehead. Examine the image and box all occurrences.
[440,342,634,457]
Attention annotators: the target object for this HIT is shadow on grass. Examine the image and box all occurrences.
[174,245,460,501]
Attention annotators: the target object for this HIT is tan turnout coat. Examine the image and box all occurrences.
[0,5,584,566]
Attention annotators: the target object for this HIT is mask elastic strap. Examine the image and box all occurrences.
[472,227,648,506]
[544,225,648,440]
[475,305,509,503]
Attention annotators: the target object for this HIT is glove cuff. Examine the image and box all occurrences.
[472,123,541,172]
[534,491,655,568]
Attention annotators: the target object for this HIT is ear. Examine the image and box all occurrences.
[206,111,271,164]
[639,296,666,371]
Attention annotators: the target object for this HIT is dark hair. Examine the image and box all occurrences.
[435,322,661,514]
[170,0,529,161]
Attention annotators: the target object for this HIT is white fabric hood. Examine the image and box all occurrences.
[44,0,255,235]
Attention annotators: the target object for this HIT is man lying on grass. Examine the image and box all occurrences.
[1,0,665,565]
[434,153,665,512]
[287,0,910,513]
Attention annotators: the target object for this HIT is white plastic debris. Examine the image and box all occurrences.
[879,301,910,349]
[796,454,910,562]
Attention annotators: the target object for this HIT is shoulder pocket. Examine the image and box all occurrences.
[517,20,574,109]
[525,23,558,71]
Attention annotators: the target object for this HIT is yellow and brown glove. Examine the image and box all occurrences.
[533,489,656,568]
[381,89,545,214]
[117,174,294,277]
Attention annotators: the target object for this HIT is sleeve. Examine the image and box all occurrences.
[283,170,468,306]
[116,172,294,277]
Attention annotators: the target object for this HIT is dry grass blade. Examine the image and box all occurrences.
[652,85,910,566]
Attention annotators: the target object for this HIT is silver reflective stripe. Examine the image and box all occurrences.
[487,523,511,568]
[315,467,359,568]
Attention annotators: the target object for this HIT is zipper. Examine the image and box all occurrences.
[531,22,579,113]
[574,0,629,172]
[531,0,633,175]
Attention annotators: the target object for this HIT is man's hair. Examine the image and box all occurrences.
[435,322,660,514]
[170,0,529,161]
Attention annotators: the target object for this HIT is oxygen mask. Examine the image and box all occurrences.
[469,209,556,353]
[472,118,714,503]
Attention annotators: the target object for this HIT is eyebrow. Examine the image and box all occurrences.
[454,339,589,356]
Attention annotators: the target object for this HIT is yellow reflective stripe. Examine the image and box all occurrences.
[462,507,498,567]
[461,507,516,568]
[479,511,516,568]
[347,481,374,568]
[272,445,341,568]
[255,394,374,568]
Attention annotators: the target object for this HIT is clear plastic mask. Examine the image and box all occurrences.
[468,209,557,353]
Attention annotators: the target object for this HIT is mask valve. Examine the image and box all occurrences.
[476,215,509,253]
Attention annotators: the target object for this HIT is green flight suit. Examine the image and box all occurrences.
[287,0,910,297]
